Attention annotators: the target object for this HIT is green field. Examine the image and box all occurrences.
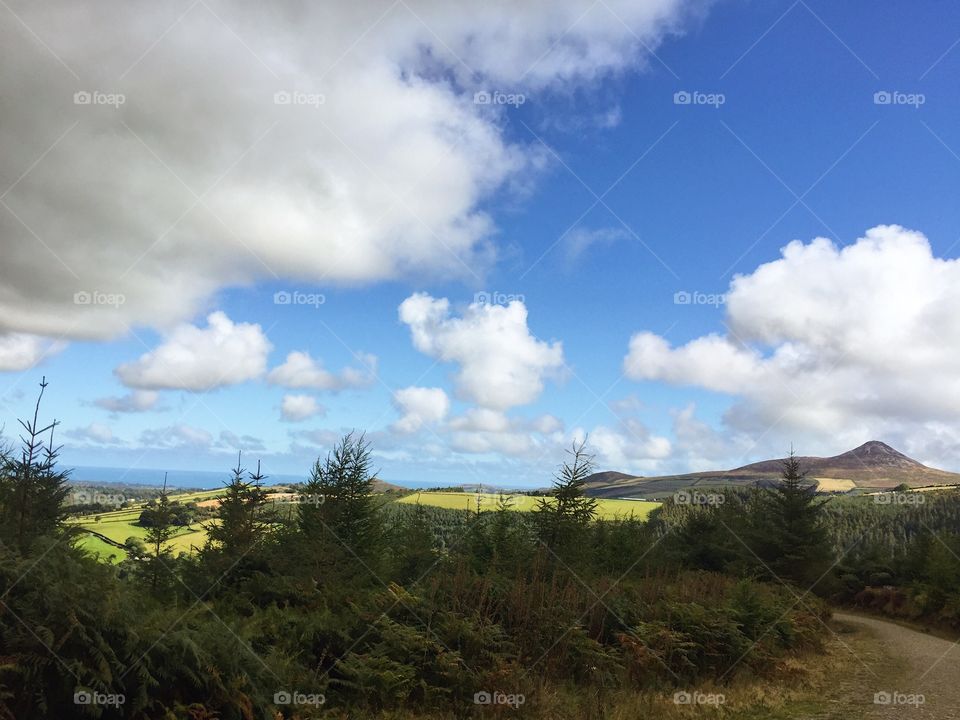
[396,491,660,520]
[68,489,222,562]
[69,488,660,563]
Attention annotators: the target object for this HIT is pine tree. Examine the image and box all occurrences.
[533,438,597,555]
[394,502,436,583]
[488,492,526,570]
[142,473,176,593]
[298,433,380,561]
[205,454,269,564]
[0,377,70,551]
[752,449,832,587]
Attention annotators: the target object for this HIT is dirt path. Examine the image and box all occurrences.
[829,612,960,719]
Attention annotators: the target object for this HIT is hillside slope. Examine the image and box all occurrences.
[585,441,960,498]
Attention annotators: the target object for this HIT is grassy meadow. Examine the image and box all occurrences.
[67,488,224,562]
[69,487,661,562]
[397,490,660,520]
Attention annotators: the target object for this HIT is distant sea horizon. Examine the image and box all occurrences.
[67,465,462,491]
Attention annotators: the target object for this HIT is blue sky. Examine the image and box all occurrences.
[3,0,960,486]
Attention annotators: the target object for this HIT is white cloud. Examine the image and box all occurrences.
[66,422,122,445]
[446,408,566,458]
[563,226,629,265]
[116,312,271,391]
[448,408,511,433]
[217,430,266,452]
[608,394,645,417]
[0,0,701,342]
[399,293,564,410]
[0,334,64,371]
[281,394,325,422]
[623,225,960,465]
[94,390,160,413]
[575,420,671,473]
[531,413,564,434]
[140,424,213,449]
[267,351,377,390]
[392,386,450,434]
[293,429,342,450]
[624,332,760,394]
[668,403,746,471]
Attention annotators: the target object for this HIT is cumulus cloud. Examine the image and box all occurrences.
[66,422,122,445]
[281,394,325,422]
[392,387,450,434]
[0,0,701,342]
[116,312,271,391]
[447,408,565,457]
[293,429,343,450]
[0,334,64,371]
[575,420,671,473]
[399,293,564,410]
[267,351,377,391]
[668,403,748,471]
[625,332,760,394]
[94,390,160,413]
[217,430,266,453]
[623,225,960,464]
[140,424,214,449]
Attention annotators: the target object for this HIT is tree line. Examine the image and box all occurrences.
[0,379,865,719]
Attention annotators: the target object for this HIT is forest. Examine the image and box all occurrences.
[1,385,959,719]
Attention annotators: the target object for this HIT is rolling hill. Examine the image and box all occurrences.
[584,441,960,499]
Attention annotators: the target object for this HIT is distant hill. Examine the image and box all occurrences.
[584,441,960,499]
[581,471,641,486]
[372,478,407,493]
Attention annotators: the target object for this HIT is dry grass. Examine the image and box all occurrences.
[814,477,856,492]
[320,628,865,719]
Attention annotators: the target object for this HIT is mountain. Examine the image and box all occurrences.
[584,441,960,499]
[372,478,407,493]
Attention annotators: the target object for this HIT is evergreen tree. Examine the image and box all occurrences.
[751,449,832,586]
[673,510,739,573]
[393,501,436,583]
[488,492,528,570]
[141,473,176,594]
[204,454,269,571]
[299,432,380,561]
[0,377,70,551]
[533,439,597,556]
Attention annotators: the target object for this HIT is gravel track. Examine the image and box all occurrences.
[831,612,960,719]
